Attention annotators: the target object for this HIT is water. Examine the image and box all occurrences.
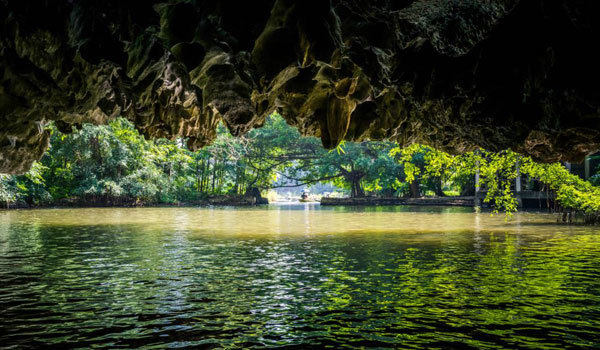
[1,204,599,349]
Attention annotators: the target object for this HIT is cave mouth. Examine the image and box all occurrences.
[1,0,600,174]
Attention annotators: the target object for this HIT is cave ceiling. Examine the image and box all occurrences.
[1,0,600,173]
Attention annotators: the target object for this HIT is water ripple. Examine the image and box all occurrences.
[1,207,599,348]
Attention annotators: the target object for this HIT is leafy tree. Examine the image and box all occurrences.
[392,145,600,221]
[0,162,51,207]
[2,113,599,225]
[278,141,399,197]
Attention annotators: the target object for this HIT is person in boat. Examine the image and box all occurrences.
[300,189,309,201]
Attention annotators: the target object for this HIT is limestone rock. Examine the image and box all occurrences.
[1,0,600,173]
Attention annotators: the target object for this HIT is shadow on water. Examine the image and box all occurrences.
[0,207,599,348]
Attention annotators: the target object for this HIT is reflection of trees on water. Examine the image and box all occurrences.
[1,209,599,347]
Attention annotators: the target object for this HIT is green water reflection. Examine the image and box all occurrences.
[0,205,599,348]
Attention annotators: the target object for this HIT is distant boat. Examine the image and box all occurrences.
[299,189,311,202]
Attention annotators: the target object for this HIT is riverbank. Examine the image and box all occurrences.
[319,196,600,225]
[320,196,475,207]
[0,194,269,210]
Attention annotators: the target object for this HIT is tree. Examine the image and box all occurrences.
[2,113,600,224]
[392,145,600,221]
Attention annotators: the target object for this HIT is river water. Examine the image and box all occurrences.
[1,204,599,348]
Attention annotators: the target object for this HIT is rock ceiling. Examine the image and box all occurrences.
[1,0,600,173]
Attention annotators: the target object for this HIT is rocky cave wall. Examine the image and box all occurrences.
[1,0,600,173]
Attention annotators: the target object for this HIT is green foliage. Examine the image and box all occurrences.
[391,145,600,218]
[390,144,474,197]
[0,174,17,205]
[2,115,599,220]
[0,162,51,207]
[279,138,401,197]
[521,159,600,214]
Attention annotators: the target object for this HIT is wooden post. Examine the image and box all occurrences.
[474,159,481,207]
[585,156,591,180]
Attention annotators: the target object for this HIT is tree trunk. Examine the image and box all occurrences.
[234,169,239,195]
[219,164,225,189]
[356,181,365,197]
[434,176,445,197]
[409,179,420,198]
[200,158,208,194]
[460,176,475,196]
[350,177,365,198]
[196,159,201,193]
[211,160,217,192]
[203,156,211,193]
